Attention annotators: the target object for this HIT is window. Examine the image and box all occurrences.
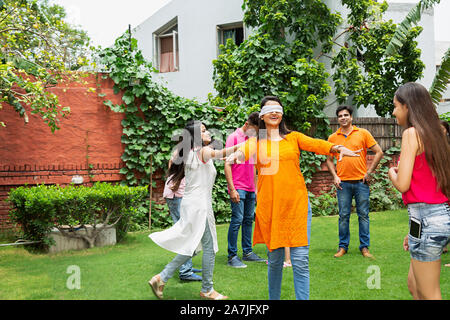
[153,18,179,73]
[217,22,244,55]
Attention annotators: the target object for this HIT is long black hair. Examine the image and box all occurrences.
[259,95,292,138]
[166,120,204,191]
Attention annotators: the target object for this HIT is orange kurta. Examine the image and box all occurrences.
[241,131,334,251]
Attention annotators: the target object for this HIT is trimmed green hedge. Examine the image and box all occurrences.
[7,182,148,252]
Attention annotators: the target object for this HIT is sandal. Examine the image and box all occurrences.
[149,274,165,299]
[200,289,228,300]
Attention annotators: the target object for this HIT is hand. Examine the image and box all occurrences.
[229,190,240,203]
[338,147,362,162]
[363,172,372,184]
[403,234,409,251]
[225,151,244,164]
[333,176,342,190]
[388,166,398,181]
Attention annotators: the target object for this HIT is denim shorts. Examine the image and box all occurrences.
[407,202,450,262]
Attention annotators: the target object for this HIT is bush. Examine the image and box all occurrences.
[309,190,339,217]
[368,148,404,212]
[7,182,148,252]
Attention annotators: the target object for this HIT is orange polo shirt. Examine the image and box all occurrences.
[327,126,377,181]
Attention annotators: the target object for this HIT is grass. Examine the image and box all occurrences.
[1,209,450,300]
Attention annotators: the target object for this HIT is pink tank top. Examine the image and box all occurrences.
[402,152,449,205]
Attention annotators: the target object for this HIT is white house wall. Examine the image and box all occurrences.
[132,0,245,102]
[133,0,443,117]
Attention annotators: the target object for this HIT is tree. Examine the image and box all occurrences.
[212,0,342,138]
[430,47,450,105]
[0,0,91,131]
[213,0,426,124]
[383,0,449,106]
[331,0,425,117]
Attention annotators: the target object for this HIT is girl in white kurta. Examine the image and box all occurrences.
[149,120,242,300]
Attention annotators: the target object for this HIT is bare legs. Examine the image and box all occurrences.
[407,259,442,300]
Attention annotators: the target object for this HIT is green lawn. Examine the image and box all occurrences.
[1,209,449,300]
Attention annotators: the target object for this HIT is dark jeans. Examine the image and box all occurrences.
[336,181,370,251]
[227,189,256,259]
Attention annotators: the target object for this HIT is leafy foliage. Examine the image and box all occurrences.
[440,112,450,123]
[97,32,250,227]
[0,0,91,131]
[7,182,147,252]
[382,0,448,106]
[308,190,338,217]
[430,47,450,105]
[367,146,403,212]
[384,0,440,56]
[214,0,340,138]
[332,0,425,117]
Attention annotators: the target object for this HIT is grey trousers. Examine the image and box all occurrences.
[160,222,215,293]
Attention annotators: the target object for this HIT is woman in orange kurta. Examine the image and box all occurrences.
[227,96,360,300]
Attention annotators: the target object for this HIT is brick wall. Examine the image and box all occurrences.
[0,74,166,229]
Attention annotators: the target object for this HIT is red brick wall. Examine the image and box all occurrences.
[0,74,167,229]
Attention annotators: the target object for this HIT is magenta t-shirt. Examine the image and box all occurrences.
[225,128,255,193]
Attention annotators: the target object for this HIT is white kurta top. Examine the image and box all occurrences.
[149,150,218,256]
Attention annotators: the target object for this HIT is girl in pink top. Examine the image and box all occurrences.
[388,82,450,300]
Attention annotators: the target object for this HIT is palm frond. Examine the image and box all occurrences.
[384,0,440,56]
[430,46,450,105]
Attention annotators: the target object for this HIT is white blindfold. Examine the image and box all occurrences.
[259,104,284,117]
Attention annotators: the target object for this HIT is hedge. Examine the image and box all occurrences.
[7,182,148,252]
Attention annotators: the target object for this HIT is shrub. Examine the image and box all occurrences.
[309,190,339,217]
[368,148,403,212]
[7,182,147,252]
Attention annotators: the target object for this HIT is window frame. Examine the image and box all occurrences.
[153,17,179,72]
[216,21,245,56]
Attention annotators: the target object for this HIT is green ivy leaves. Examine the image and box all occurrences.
[97,32,250,226]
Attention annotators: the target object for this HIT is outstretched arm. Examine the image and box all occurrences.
[225,150,246,164]
[297,132,361,160]
[330,144,362,161]
[200,142,245,163]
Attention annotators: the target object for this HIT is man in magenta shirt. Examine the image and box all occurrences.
[225,112,266,268]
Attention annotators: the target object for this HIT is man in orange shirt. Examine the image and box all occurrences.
[326,105,383,259]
